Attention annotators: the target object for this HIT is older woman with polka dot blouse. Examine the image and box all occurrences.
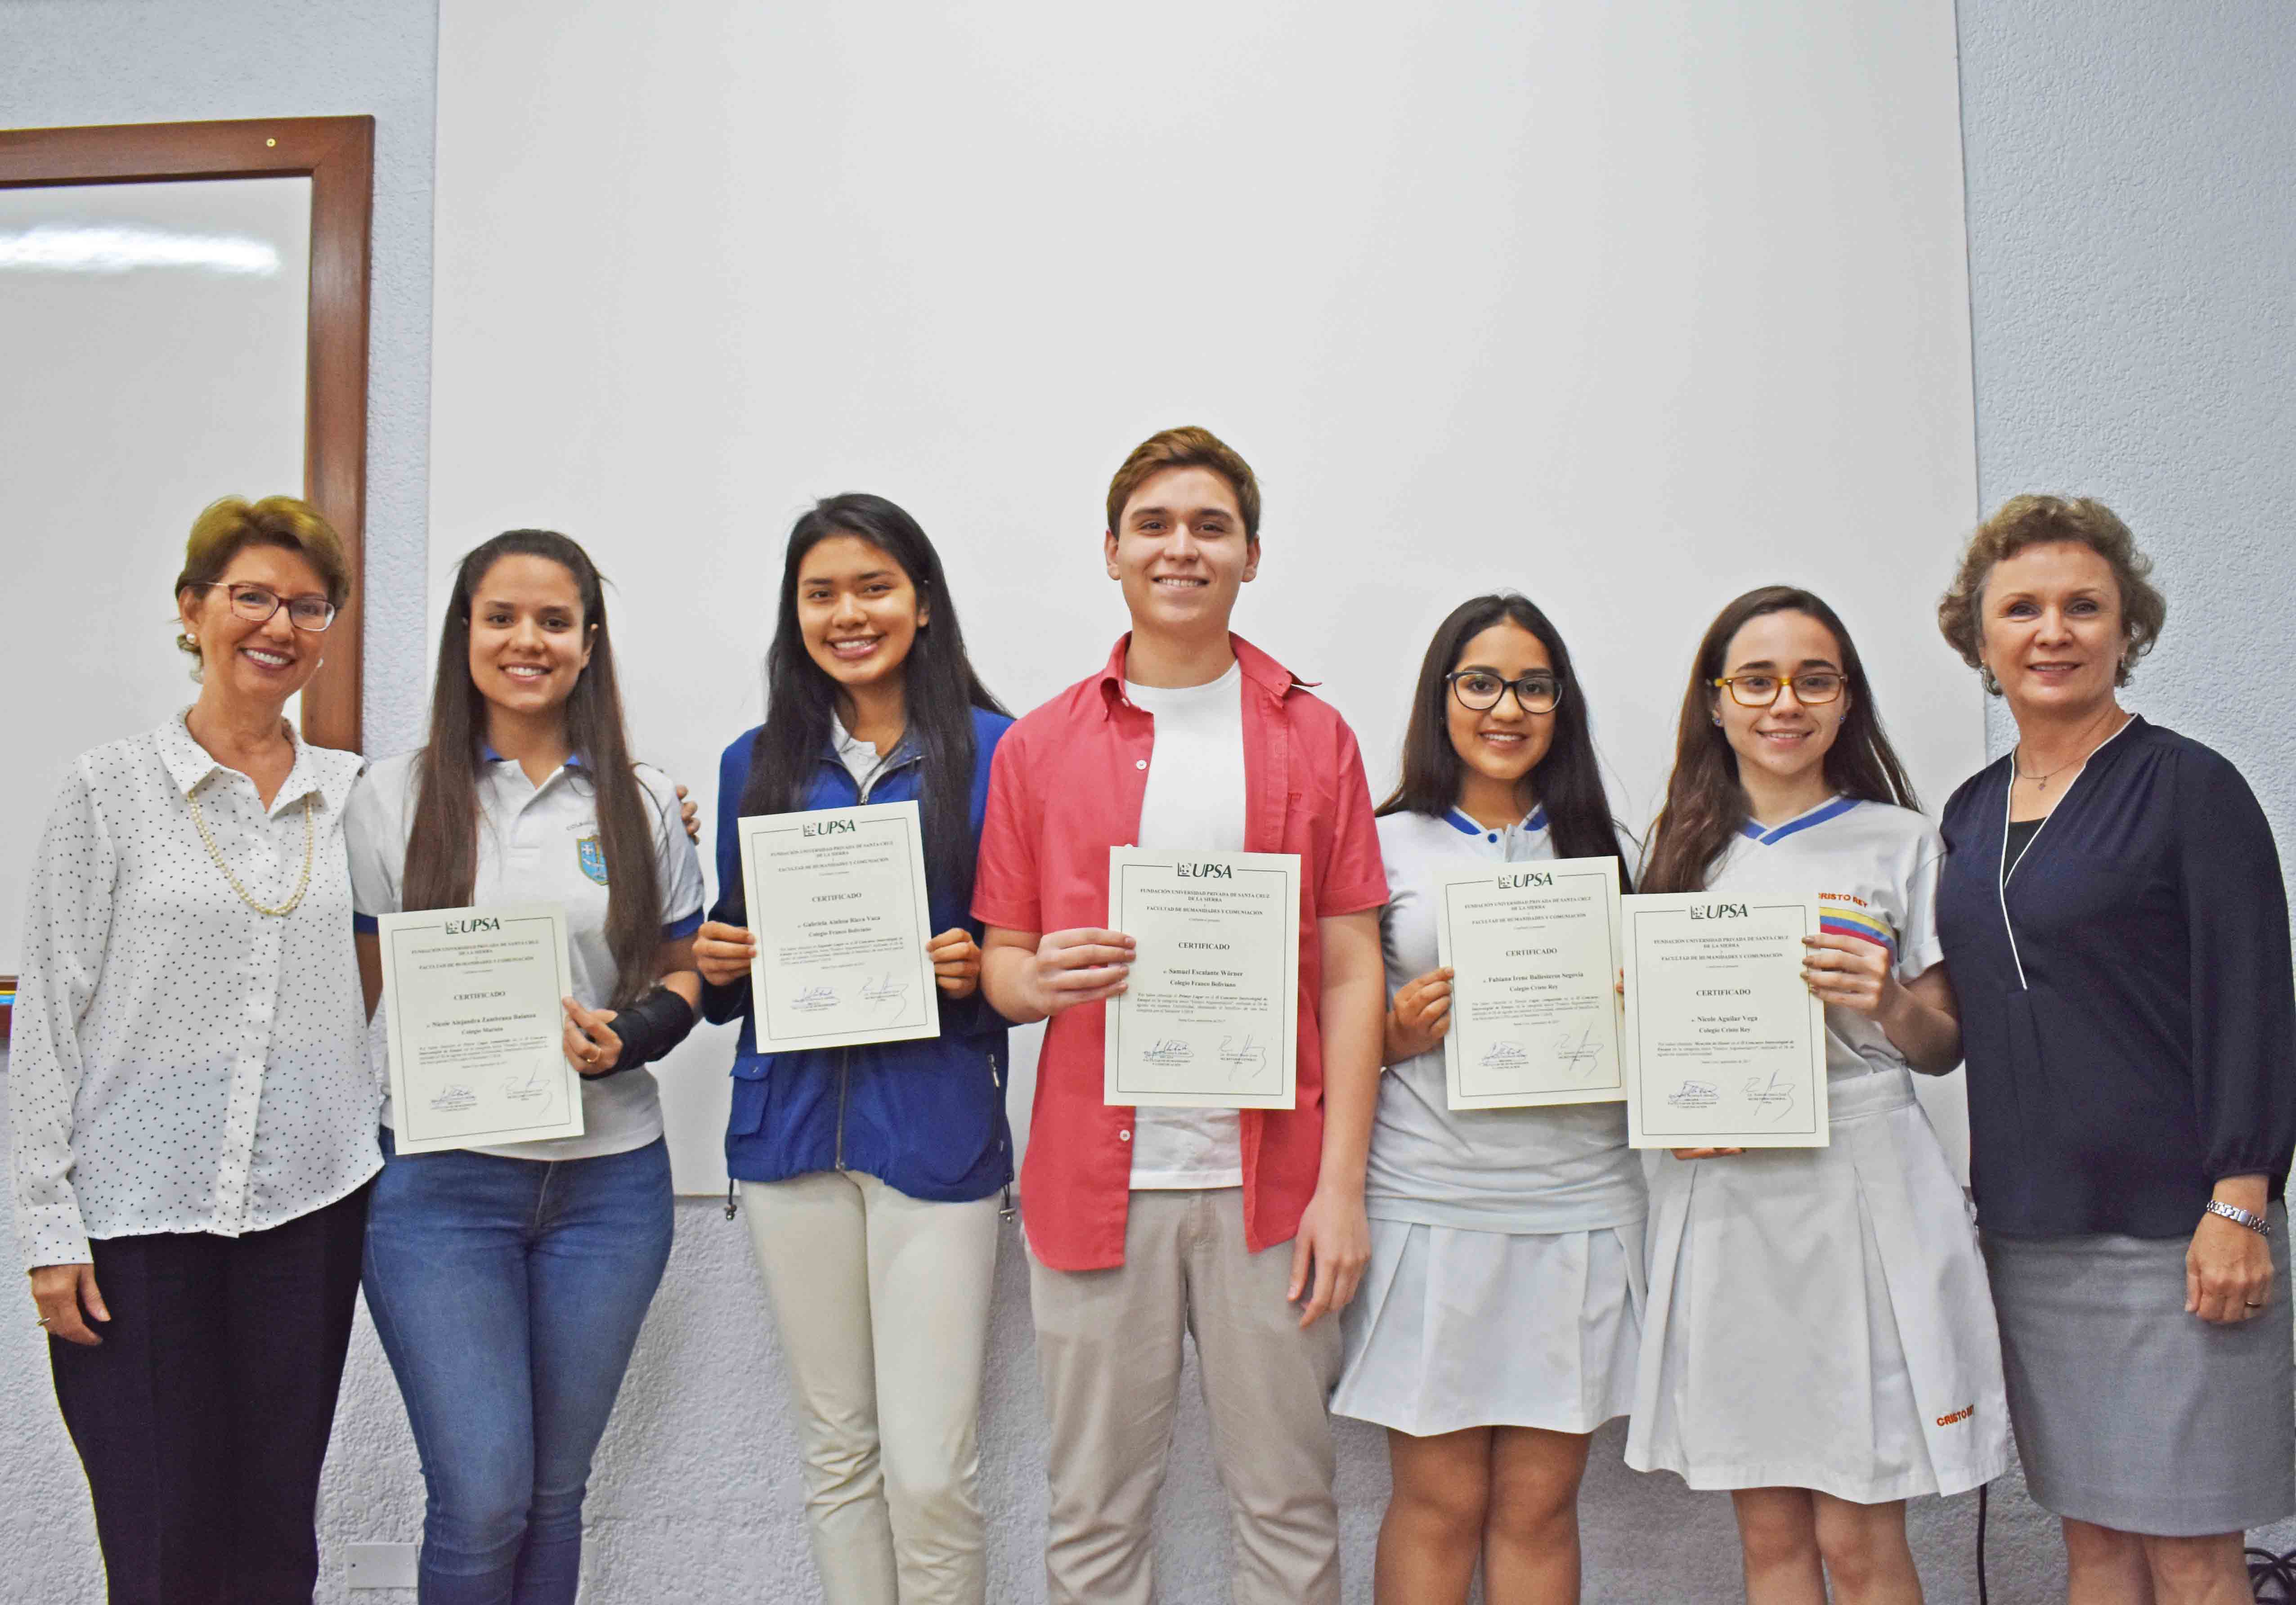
[10,496,377,1603]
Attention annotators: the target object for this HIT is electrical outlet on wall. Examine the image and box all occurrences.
[345,1543,420,1590]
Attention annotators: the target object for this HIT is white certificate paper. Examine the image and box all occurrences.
[1104,847,1299,1110]
[738,798,941,1054]
[1623,890,1828,1148]
[379,902,583,1154]
[1433,855,1624,1109]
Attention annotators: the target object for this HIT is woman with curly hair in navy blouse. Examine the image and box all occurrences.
[1934,494,2296,1605]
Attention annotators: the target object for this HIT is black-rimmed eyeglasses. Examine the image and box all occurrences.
[1447,670,1562,715]
[188,582,338,632]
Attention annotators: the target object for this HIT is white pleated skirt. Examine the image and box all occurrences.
[1332,1215,1646,1437]
[1625,1068,2011,1502]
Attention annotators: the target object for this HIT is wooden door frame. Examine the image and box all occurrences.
[0,115,374,1032]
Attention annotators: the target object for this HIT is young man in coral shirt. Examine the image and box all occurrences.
[974,426,1388,1605]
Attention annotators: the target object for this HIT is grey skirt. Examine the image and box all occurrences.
[1983,1210,2296,1535]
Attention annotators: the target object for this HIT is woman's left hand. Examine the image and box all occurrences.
[1802,933,1896,1018]
[928,928,982,999]
[563,997,625,1076]
[2188,1211,2274,1323]
[675,784,701,844]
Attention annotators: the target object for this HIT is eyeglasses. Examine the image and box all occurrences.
[189,582,337,632]
[1709,671,1844,708]
[1447,670,1562,715]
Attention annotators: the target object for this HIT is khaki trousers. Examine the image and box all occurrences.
[1028,1187,1345,1605]
[743,1172,1002,1605]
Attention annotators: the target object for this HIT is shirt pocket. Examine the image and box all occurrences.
[728,1062,771,1138]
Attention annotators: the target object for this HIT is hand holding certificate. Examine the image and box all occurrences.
[380,902,583,1154]
[1433,856,1624,1109]
[1622,890,1828,1148]
[738,799,942,1053]
[1104,847,1300,1109]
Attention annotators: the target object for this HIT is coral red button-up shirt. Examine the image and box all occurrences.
[972,634,1389,1271]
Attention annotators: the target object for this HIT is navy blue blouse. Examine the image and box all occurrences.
[1937,717,2296,1239]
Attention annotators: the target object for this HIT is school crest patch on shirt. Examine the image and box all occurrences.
[577,836,609,884]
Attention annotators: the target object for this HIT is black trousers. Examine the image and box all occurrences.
[49,1185,369,1605]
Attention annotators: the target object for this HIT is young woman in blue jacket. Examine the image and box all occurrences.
[691,493,1013,1605]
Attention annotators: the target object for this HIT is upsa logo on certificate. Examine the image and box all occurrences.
[1103,846,1300,1110]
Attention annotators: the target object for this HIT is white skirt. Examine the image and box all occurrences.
[1332,1215,1646,1437]
[1625,1068,2011,1502]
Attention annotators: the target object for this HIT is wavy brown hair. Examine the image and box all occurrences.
[1640,587,1918,895]
[1937,494,2166,691]
[1104,425,1262,540]
[404,531,665,1008]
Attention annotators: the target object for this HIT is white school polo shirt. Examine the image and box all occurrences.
[345,748,706,1160]
[1704,796,1946,1079]
[1366,806,1646,1233]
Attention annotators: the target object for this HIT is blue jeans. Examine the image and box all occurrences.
[363,1131,673,1605]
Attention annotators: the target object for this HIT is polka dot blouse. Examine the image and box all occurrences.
[9,711,377,1269]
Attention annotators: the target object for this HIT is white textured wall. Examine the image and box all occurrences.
[4,0,2291,1599]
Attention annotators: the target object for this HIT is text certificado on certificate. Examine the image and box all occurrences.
[1104,847,1300,1110]
[1621,890,1828,1148]
[738,798,941,1054]
[1433,856,1624,1110]
[379,903,582,1154]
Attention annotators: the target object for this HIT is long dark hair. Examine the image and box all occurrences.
[734,494,1006,918]
[1377,593,1634,885]
[1640,585,1918,895]
[404,530,665,1008]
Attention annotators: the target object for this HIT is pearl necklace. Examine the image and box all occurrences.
[188,788,315,917]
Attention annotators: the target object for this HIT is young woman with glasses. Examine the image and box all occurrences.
[1331,594,1644,1604]
[1624,586,2008,1605]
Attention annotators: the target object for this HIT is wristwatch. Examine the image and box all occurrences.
[2204,1199,2272,1237]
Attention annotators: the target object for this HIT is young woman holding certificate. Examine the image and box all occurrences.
[1624,587,2008,1605]
[689,494,1013,1605]
[1333,594,1644,1605]
[345,530,706,1605]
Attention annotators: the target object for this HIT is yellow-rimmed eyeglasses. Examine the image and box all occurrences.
[188,582,337,632]
[1710,671,1843,708]
[1447,670,1562,714]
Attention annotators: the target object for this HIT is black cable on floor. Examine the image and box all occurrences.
[2249,1543,2296,1601]
[1976,1481,1988,1605]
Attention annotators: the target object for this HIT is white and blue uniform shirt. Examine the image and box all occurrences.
[1703,796,1946,1080]
[1366,806,1646,1234]
[346,748,706,1161]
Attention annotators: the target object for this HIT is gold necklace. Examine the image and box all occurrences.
[188,788,315,917]
[2014,707,2129,794]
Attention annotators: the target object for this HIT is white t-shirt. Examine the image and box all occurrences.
[1123,663,1247,1190]
[1702,795,1946,1080]
[346,749,708,1160]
